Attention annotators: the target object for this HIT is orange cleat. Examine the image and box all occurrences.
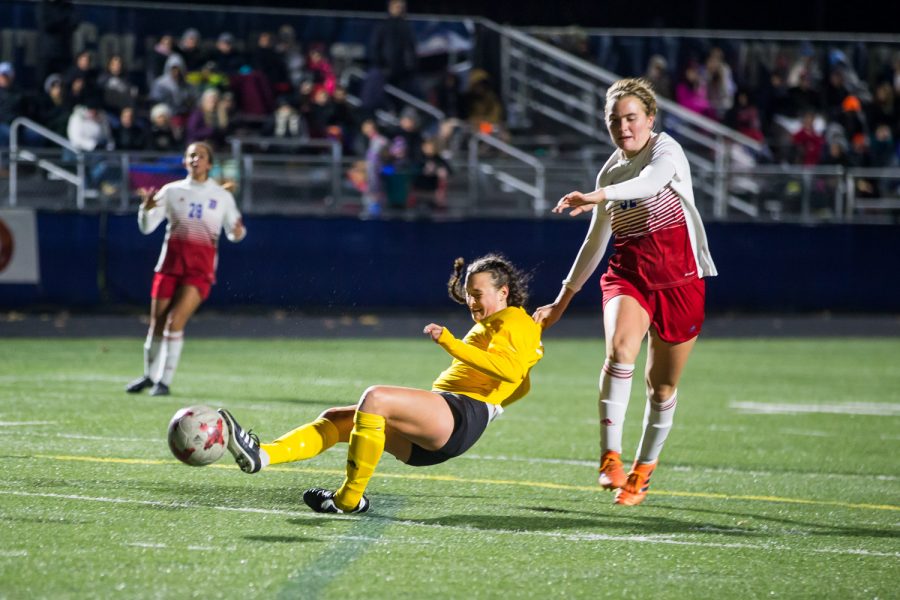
[614,461,657,506]
[598,450,627,490]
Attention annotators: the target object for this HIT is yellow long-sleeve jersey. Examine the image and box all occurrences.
[431,306,544,407]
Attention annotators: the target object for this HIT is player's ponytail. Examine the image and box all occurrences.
[446,254,531,308]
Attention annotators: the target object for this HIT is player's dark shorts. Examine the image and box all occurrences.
[406,392,490,467]
[600,270,706,344]
[152,272,212,301]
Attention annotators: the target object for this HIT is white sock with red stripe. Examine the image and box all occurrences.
[636,391,678,463]
[144,334,162,379]
[159,329,184,386]
[598,359,634,454]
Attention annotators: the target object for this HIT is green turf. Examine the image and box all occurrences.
[0,336,898,599]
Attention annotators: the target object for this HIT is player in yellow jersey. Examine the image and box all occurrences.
[218,254,543,514]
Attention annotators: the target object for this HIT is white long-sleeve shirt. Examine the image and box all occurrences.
[562,132,717,292]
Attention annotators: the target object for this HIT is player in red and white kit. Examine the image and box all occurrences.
[533,78,717,506]
[125,142,246,396]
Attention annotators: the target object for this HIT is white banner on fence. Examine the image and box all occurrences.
[0,209,41,284]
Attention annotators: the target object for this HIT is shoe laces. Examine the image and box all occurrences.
[239,428,260,450]
[599,453,621,473]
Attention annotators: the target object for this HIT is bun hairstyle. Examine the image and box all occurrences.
[605,77,658,118]
[447,253,531,308]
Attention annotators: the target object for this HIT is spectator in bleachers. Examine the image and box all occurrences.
[306,43,337,97]
[148,102,182,152]
[702,47,736,119]
[725,88,765,143]
[147,34,176,85]
[411,137,450,211]
[262,95,307,152]
[185,88,231,149]
[178,28,207,73]
[867,81,897,135]
[675,61,716,120]
[394,107,424,164]
[787,45,822,91]
[66,96,115,192]
[113,106,149,151]
[251,31,289,97]
[0,62,27,148]
[360,118,389,217]
[185,60,229,93]
[149,54,195,119]
[644,55,672,100]
[275,24,305,89]
[463,68,504,135]
[361,0,421,115]
[787,70,824,117]
[791,110,826,165]
[67,96,114,152]
[836,95,869,145]
[36,73,70,138]
[305,86,337,140]
[329,85,359,153]
[869,123,898,168]
[64,49,100,101]
[211,33,245,76]
[98,54,139,118]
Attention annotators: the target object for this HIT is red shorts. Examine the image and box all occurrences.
[151,272,212,301]
[600,271,705,344]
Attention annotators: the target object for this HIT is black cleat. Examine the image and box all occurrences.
[218,409,261,473]
[149,382,170,396]
[303,487,369,514]
[125,376,154,393]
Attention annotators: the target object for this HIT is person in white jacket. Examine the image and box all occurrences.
[125,142,245,397]
[533,78,717,506]
[66,98,115,190]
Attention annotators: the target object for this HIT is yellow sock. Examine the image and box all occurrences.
[261,418,339,465]
[334,410,385,511]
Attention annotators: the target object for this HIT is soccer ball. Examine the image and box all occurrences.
[167,405,229,466]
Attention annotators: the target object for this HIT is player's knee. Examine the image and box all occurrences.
[608,338,640,364]
[646,381,676,403]
[357,385,392,415]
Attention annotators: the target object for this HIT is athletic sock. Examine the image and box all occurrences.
[334,410,385,511]
[636,391,678,464]
[144,334,162,379]
[262,418,339,465]
[159,329,184,386]
[598,359,634,455]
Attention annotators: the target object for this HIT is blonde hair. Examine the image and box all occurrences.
[605,78,658,118]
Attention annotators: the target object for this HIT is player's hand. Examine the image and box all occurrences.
[137,187,159,209]
[532,303,564,330]
[552,190,603,217]
[232,218,245,240]
[423,323,443,342]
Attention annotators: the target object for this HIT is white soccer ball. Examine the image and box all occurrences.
[167,405,229,466]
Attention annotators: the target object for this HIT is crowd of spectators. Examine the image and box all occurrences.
[0,0,503,215]
[648,45,900,185]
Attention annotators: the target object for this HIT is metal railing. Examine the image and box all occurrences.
[9,117,87,209]
[467,132,546,216]
[228,137,345,212]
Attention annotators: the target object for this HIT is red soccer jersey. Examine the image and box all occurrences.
[138,178,244,283]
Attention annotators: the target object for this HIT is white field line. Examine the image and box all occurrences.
[730,401,900,416]
[0,426,895,482]
[0,490,896,559]
[462,454,899,482]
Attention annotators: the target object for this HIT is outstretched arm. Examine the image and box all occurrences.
[137,187,165,234]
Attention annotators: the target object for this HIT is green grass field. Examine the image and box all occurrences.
[1,335,898,599]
